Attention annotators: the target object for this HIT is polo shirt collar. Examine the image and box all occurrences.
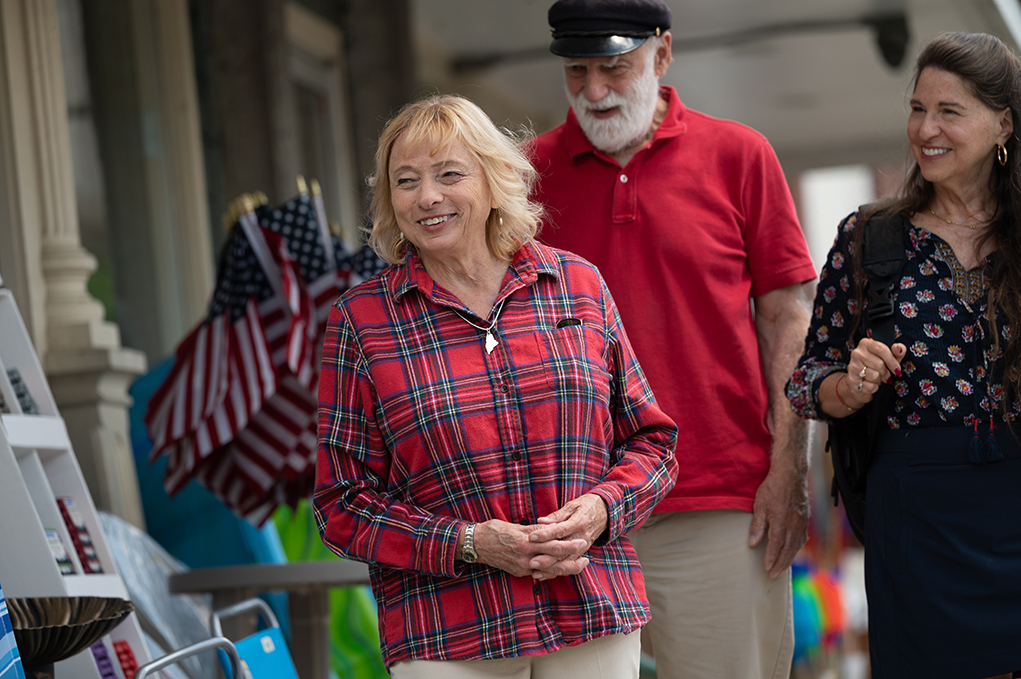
[390,240,560,305]
[563,85,687,161]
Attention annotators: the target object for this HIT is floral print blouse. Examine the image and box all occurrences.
[786,212,1019,428]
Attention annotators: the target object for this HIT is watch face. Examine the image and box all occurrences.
[462,548,478,564]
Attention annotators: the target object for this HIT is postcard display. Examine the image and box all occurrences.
[0,278,151,678]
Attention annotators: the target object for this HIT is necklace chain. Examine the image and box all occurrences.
[454,299,505,333]
[454,299,506,355]
[929,208,984,230]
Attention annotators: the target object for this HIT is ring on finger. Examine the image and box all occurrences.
[859,367,867,378]
[857,382,863,393]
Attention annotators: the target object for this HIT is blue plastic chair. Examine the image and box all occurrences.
[211,598,299,679]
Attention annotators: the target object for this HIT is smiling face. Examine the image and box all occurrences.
[908,67,1013,193]
[388,133,495,267]
[562,35,671,154]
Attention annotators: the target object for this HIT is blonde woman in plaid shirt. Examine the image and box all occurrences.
[314,94,678,679]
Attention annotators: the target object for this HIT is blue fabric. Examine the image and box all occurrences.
[129,358,287,568]
[0,580,26,679]
[866,426,1021,678]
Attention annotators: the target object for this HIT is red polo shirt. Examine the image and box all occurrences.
[532,86,815,513]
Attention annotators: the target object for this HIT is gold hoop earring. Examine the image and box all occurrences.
[997,143,1008,167]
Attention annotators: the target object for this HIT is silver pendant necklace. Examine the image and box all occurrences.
[454,299,506,355]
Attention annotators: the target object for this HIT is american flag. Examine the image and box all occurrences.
[145,191,387,524]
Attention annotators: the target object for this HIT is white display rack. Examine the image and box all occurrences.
[0,286,152,678]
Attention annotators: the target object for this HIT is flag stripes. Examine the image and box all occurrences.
[144,190,383,524]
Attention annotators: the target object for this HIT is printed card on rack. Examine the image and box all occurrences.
[57,497,87,532]
[57,497,104,574]
[90,639,118,679]
[44,529,76,575]
[112,640,138,678]
[5,369,38,415]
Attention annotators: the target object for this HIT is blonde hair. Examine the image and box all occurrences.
[367,94,544,264]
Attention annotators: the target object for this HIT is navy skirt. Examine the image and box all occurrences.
[866,425,1021,679]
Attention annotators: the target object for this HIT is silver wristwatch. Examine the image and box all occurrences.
[461,523,478,563]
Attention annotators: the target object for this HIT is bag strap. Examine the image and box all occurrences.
[859,206,907,443]
[862,210,905,337]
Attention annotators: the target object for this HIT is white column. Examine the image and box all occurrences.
[152,0,216,324]
[83,0,215,359]
[0,0,146,528]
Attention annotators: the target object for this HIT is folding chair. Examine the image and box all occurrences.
[210,598,299,679]
[134,637,242,679]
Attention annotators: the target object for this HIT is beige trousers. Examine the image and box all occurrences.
[629,510,794,679]
[389,630,641,679]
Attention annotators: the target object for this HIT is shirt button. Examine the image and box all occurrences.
[619,174,628,183]
[519,519,529,526]
[533,585,542,595]
[500,384,509,393]
[511,452,522,461]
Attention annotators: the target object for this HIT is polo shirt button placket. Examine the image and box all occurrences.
[612,168,636,222]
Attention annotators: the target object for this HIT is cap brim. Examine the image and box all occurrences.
[550,35,647,58]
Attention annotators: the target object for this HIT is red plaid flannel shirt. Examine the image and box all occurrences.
[314,240,677,667]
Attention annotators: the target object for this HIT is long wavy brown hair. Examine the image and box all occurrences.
[858,32,1021,411]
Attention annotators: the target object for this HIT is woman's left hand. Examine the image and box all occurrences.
[847,337,907,403]
[471,519,589,578]
[527,494,608,580]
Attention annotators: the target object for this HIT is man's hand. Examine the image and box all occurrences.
[748,460,809,579]
[751,280,813,578]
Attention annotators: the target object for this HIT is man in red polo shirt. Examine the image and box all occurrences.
[531,1,818,677]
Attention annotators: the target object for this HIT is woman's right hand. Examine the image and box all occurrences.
[464,519,590,579]
[821,338,907,418]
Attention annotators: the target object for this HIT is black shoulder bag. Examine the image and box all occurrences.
[826,208,906,544]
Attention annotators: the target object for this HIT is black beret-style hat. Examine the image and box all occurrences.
[549,0,672,58]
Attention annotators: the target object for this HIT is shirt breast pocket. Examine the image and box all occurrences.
[534,324,613,405]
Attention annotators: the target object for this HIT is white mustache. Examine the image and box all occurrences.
[574,90,629,114]
[567,78,659,154]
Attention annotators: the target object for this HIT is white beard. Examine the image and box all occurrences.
[566,54,661,155]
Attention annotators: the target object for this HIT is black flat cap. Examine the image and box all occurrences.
[549,0,672,58]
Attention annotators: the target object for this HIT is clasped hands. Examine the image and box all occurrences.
[465,493,608,581]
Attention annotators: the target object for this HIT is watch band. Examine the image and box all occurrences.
[461,523,478,563]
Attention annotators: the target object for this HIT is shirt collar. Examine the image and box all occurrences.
[516,239,562,283]
[390,240,560,305]
[563,85,688,161]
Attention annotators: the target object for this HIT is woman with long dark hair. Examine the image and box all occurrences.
[787,32,1021,678]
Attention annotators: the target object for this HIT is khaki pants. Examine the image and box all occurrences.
[390,630,640,679]
[629,510,794,679]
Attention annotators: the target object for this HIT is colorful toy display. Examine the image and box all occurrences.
[792,563,848,664]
